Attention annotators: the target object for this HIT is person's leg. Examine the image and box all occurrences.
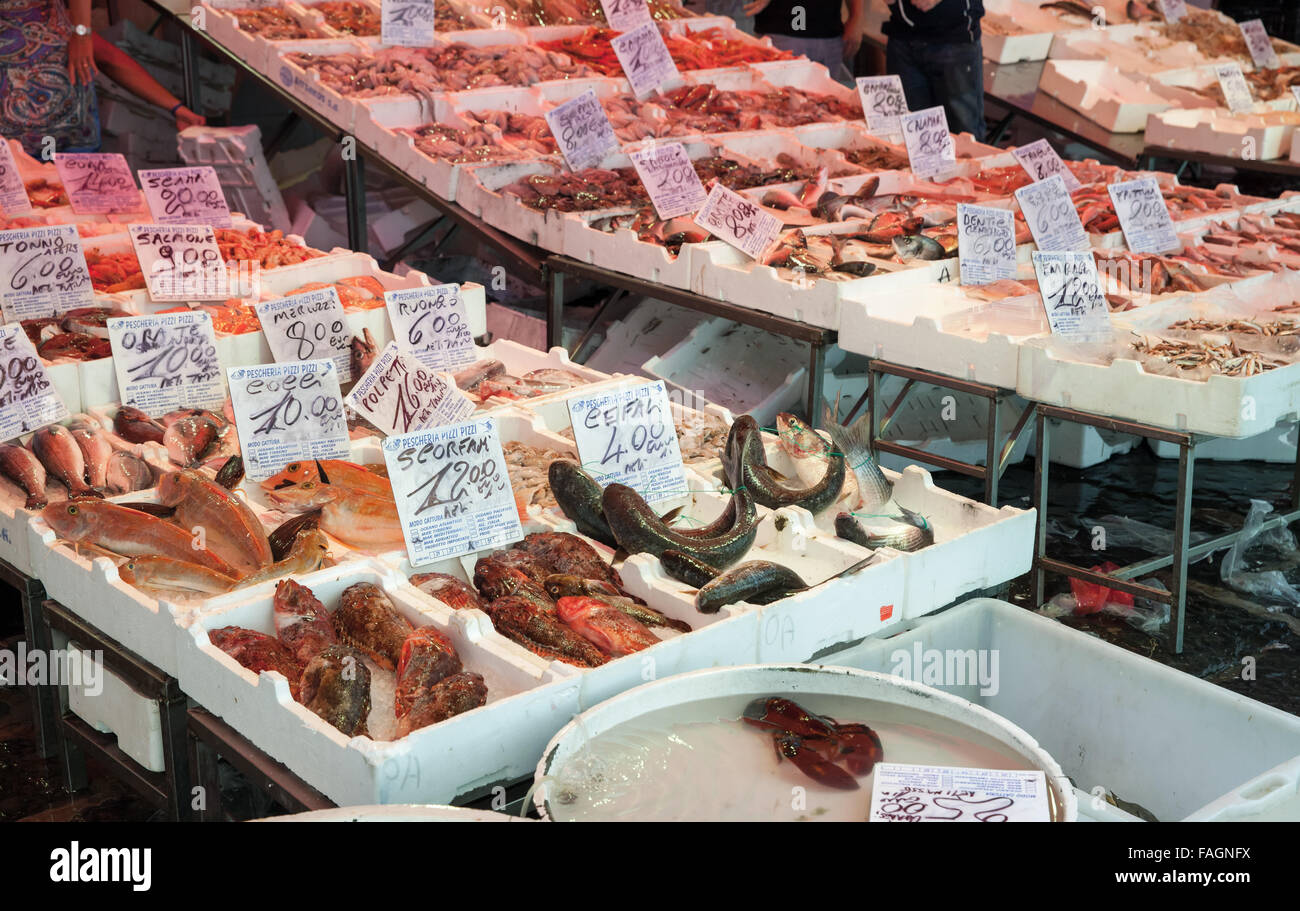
[767,34,851,85]
[930,41,986,141]
[885,38,936,114]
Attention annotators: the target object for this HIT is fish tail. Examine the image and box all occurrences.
[824,413,893,508]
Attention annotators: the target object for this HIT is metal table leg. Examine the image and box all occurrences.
[1033,409,1051,609]
[807,341,827,428]
[180,29,201,113]
[344,152,367,255]
[1169,439,1195,654]
[546,265,565,350]
[985,393,1002,506]
[20,584,59,758]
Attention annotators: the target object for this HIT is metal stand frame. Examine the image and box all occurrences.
[0,558,56,757]
[1033,405,1300,654]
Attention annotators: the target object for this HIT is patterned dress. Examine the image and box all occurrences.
[0,0,99,155]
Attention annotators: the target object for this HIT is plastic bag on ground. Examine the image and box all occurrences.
[1219,499,1300,609]
[1041,576,1170,635]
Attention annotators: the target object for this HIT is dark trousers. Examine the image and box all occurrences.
[886,37,986,142]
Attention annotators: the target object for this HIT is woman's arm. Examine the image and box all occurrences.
[92,35,207,131]
[67,0,96,85]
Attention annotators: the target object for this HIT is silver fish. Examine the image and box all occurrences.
[892,234,945,262]
[823,413,893,511]
[835,510,934,552]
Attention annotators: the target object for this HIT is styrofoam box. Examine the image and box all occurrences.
[560,211,702,292]
[983,19,1055,65]
[1148,421,1297,463]
[201,1,332,74]
[1048,29,1234,76]
[1146,108,1300,162]
[825,598,1300,822]
[1186,755,1300,821]
[264,38,370,132]
[454,159,576,253]
[1037,59,1206,133]
[1155,65,1300,114]
[789,121,909,170]
[63,643,165,773]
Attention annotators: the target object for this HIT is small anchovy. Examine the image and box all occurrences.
[696,561,809,614]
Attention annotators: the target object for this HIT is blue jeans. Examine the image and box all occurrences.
[766,34,853,87]
[886,38,986,141]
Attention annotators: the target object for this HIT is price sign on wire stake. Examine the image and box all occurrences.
[1015,174,1088,252]
[0,323,69,442]
[107,311,225,417]
[629,141,707,220]
[228,359,350,481]
[1156,0,1186,23]
[256,286,355,382]
[128,223,229,301]
[611,22,680,99]
[855,75,907,138]
[868,763,1051,822]
[1107,176,1178,254]
[1031,250,1112,343]
[381,0,435,47]
[1239,19,1280,70]
[599,0,652,31]
[382,415,523,566]
[694,182,782,260]
[53,153,141,214]
[139,166,233,227]
[544,89,619,172]
[0,225,94,321]
[899,105,956,181]
[384,284,477,372]
[0,143,32,217]
[1012,139,1081,192]
[956,204,1017,286]
[345,341,475,437]
[1215,62,1255,114]
[566,380,685,503]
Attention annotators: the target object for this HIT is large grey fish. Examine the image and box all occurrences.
[824,413,934,553]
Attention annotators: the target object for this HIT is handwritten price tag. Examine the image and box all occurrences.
[1156,0,1186,22]
[1015,174,1089,252]
[869,763,1050,823]
[1239,19,1279,70]
[381,0,435,46]
[139,166,232,227]
[0,143,32,217]
[256,286,354,382]
[1215,62,1255,113]
[599,0,652,31]
[1032,250,1111,343]
[0,324,68,441]
[382,415,522,565]
[899,105,956,181]
[0,225,94,321]
[855,75,907,138]
[1013,139,1081,192]
[384,284,476,372]
[1108,176,1178,254]
[611,22,680,99]
[128,223,229,301]
[629,141,707,220]
[545,89,620,172]
[53,153,141,214]
[228,359,350,481]
[346,341,475,436]
[694,182,782,260]
[956,204,1017,285]
[107,311,225,417]
[566,380,685,503]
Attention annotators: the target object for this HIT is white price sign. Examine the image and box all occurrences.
[956,204,1017,286]
[899,105,956,181]
[599,0,653,31]
[381,0,435,46]
[107,311,225,417]
[629,141,707,220]
[1157,0,1186,23]
[566,380,685,503]
[1107,176,1178,254]
[139,166,233,227]
[0,143,32,217]
[345,341,475,436]
[53,153,141,214]
[1012,139,1081,192]
[384,284,477,372]
[0,225,94,321]
[228,359,350,481]
[128,223,229,301]
[611,22,679,100]
[0,323,69,442]
[255,286,354,381]
[1215,62,1255,113]
[869,763,1050,823]
[544,89,620,172]
[1032,250,1112,343]
[1015,174,1088,252]
[855,75,907,138]
[1239,19,1279,70]
[693,182,782,260]
[381,415,523,565]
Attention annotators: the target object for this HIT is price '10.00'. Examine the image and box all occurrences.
[118,326,216,383]
[244,371,342,436]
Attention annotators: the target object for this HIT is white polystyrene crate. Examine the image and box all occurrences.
[826,598,1300,822]
[710,129,866,177]
[1147,108,1300,162]
[747,59,860,111]
[64,644,165,772]
[265,38,370,131]
[178,124,292,233]
[1044,420,1141,469]
[202,1,332,73]
[560,213,701,291]
[1038,59,1206,133]
[788,121,909,170]
[983,23,1055,64]
[454,160,574,252]
[1186,755,1300,822]
[1149,422,1297,463]
[583,297,710,376]
[0,493,34,576]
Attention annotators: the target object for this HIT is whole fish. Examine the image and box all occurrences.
[273,579,338,665]
[452,359,506,392]
[105,451,153,495]
[114,406,165,444]
[484,595,606,667]
[548,460,618,547]
[775,413,859,510]
[332,582,413,670]
[659,549,721,589]
[0,443,47,509]
[892,234,945,262]
[474,558,554,612]
[513,531,623,590]
[207,626,304,700]
[835,511,934,552]
[395,627,462,717]
[695,561,809,614]
[43,499,237,574]
[602,484,758,570]
[260,459,392,499]
[265,482,404,552]
[67,417,114,490]
[485,548,551,585]
[230,528,330,587]
[299,644,371,737]
[267,510,321,562]
[118,555,238,595]
[163,414,219,467]
[544,574,691,633]
[158,470,272,574]
[395,672,487,738]
[409,572,485,611]
[350,328,378,379]
[724,415,844,515]
[30,425,98,498]
[555,596,660,657]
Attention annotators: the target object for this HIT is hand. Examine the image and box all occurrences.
[743,0,771,16]
[174,105,206,132]
[843,14,864,60]
[68,33,96,86]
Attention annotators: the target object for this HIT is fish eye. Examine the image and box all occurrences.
[67,505,77,515]
[286,463,299,471]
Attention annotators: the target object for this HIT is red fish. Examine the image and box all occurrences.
[207,626,304,700]
[555,596,660,657]
[273,579,337,664]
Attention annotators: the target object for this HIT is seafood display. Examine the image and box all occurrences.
[1159,7,1295,65]
[23,307,125,363]
[451,358,589,407]
[649,85,860,133]
[310,0,380,35]
[1188,65,1300,106]
[1130,334,1289,377]
[743,697,883,789]
[535,26,792,77]
[230,7,315,39]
